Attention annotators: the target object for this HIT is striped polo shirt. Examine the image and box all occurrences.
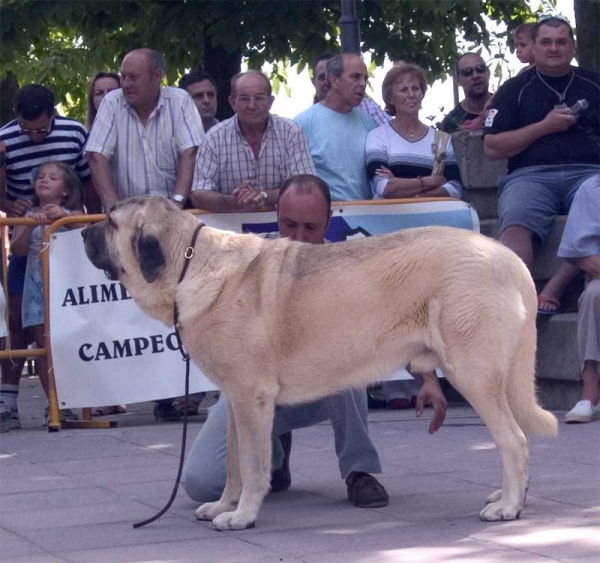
[0,116,90,202]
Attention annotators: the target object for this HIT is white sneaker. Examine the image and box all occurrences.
[564,400,600,424]
[0,401,21,432]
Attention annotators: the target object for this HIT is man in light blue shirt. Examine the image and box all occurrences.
[295,54,375,202]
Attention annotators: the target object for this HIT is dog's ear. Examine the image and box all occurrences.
[134,225,166,283]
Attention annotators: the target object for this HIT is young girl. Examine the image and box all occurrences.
[10,161,85,423]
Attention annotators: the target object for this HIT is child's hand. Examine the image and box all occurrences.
[30,211,49,224]
[43,204,67,221]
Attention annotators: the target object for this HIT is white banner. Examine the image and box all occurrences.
[50,200,478,408]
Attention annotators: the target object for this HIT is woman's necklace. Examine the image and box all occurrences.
[391,120,427,142]
[536,68,574,107]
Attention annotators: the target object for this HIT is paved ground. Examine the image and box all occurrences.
[1,375,599,563]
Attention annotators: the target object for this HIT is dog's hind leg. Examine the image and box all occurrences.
[195,399,243,522]
[211,386,277,530]
[445,359,528,521]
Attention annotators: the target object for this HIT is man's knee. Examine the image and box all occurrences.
[181,463,224,503]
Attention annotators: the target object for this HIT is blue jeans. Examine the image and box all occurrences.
[498,163,600,244]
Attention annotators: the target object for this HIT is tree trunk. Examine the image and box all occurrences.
[203,36,241,121]
[574,0,600,74]
[0,72,20,127]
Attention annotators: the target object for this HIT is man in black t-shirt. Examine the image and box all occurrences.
[484,16,600,315]
[440,52,492,133]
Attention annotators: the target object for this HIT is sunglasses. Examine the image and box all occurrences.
[18,118,53,136]
[458,64,488,78]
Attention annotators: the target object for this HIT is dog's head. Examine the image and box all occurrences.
[82,196,180,283]
[82,196,196,321]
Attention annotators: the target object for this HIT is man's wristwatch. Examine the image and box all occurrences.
[259,191,268,205]
[170,194,186,204]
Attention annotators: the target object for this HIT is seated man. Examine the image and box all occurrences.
[181,174,447,507]
[557,174,600,424]
[190,70,314,212]
[484,16,600,315]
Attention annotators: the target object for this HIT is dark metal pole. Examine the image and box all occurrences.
[339,0,361,53]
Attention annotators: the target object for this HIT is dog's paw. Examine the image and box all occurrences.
[479,500,522,521]
[485,489,502,504]
[195,501,231,521]
[212,509,256,531]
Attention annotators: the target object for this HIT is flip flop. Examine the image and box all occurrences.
[537,294,563,316]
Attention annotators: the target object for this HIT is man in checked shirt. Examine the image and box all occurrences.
[190,70,315,211]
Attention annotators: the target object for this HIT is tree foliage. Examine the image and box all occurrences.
[1,0,544,122]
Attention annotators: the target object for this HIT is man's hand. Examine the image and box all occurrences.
[414,374,447,434]
[6,199,32,217]
[233,181,264,210]
[542,108,578,134]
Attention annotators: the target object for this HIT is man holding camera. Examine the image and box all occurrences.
[484,16,600,314]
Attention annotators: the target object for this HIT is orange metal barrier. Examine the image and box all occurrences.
[0,214,110,431]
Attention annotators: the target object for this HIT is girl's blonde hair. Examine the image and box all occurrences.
[31,161,84,211]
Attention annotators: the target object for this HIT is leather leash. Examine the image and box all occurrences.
[133,221,205,529]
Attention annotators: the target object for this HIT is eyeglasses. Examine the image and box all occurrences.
[538,14,570,23]
[18,118,53,136]
[457,64,488,78]
[235,95,270,106]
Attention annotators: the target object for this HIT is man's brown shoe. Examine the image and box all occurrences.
[346,471,389,508]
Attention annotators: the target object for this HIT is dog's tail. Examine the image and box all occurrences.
[507,281,558,437]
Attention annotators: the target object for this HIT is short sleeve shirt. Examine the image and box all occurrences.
[192,114,315,193]
[0,116,90,202]
[86,86,204,199]
[483,66,600,172]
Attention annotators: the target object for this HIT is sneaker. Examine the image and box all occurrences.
[153,401,181,422]
[0,402,20,433]
[564,400,600,424]
[346,471,389,508]
[270,431,292,492]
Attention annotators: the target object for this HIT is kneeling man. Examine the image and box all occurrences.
[181,174,447,507]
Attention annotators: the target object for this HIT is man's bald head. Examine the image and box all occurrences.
[277,175,332,244]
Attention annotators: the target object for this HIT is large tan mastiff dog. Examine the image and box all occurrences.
[82,196,557,530]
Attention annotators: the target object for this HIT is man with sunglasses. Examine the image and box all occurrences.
[484,16,600,315]
[440,53,492,134]
[0,84,94,432]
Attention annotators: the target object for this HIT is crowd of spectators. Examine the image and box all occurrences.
[0,14,598,500]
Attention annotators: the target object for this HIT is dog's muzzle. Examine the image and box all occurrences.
[81,223,120,281]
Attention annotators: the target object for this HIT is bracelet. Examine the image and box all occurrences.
[417,176,425,192]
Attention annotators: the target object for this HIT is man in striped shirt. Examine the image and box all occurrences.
[190,70,315,212]
[86,48,203,211]
[0,84,94,431]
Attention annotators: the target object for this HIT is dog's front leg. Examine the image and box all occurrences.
[211,389,276,530]
[195,399,242,522]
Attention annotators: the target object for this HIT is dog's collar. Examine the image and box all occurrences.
[174,221,205,326]
[177,222,205,285]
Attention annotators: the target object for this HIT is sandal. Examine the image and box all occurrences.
[537,294,563,316]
